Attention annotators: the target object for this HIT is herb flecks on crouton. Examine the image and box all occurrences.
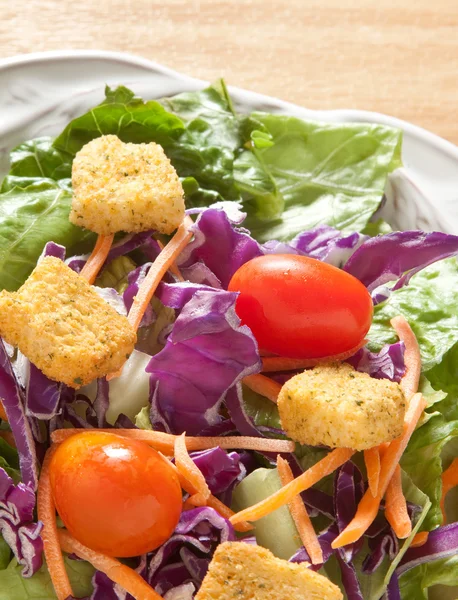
[0,257,136,388]
[278,363,406,450]
[70,135,185,236]
[195,541,343,600]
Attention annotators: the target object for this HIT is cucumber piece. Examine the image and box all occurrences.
[232,467,301,560]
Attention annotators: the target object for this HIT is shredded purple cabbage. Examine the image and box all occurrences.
[190,448,246,505]
[398,522,458,576]
[384,572,401,600]
[0,468,43,577]
[336,552,364,600]
[123,265,155,327]
[107,230,155,262]
[177,206,366,289]
[147,289,261,434]
[347,342,406,383]
[334,461,365,563]
[0,341,38,489]
[147,506,235,596]
[344,230,458,292]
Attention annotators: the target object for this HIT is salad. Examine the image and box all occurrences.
[0,80,458,600]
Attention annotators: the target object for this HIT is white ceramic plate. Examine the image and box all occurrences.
[1,50,458,233]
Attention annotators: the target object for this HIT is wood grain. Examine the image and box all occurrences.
[1,0,457,144]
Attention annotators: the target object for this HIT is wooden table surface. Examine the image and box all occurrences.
[2,0,458,144]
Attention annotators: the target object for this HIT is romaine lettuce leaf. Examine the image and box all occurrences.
[54,85,185,157]
[0,180,94,291]
[370,259,458,371]
[0,537,11,571]
[1,138,71,187]
[242,114,403,241]
[400,555,458,600]
[0,558,94,599]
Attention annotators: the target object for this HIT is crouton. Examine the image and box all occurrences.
[0,257,136,388]
[195,541,342,600]
[70,135,185,236]
[278,363,406,451]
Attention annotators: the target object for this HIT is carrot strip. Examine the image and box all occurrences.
[277,456,323,565]
[385,464,411,539]
[0,400,8,422]
[37,447,74,600]
[80,234,115,285]
[156,239,184,281]
[107,217,193,381]
[174,433,210,506]
[440,457,458,522]
[230,448,354,525]
[157,451,253,532]
[58,529,163,600]
[243,374,281,404]
[128,216,193,332]
[205,495,253,532]
[391,316,421,399]
[411,531,429,547]
[261,339,368,372]
[51,428,296,454]
[364,447,381,497]
[332,393,426,548]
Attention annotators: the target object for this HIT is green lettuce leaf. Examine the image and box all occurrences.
[370,258,458,372]
[0,558,94,599]
[1,138,72,189]
[54,85,185,157]
[0,180,94,291]
[0,538,11,571]
[242,113,402,241]
[400,556,458,600]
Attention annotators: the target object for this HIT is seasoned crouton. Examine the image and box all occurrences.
[195,541,342,600]
[70,135,185,236]
[0,257,136,388]
[278,363,406,450]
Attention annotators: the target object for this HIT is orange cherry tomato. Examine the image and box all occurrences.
[50,431,182,557]
[228,254,373,359]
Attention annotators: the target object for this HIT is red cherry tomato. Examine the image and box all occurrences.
[50,431,182,557]
[228,254,373,359]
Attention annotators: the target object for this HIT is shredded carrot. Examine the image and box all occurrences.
[411,531,429,547]
[261,339,368,372]
[157,451,253,532]
[230,448,354,525]
[205,495,253,532]
[182,498,196,511]
[58,529,163,600]
[79,234,115,285]
[0,400,8,423]
[37,447,74,600]
[156,239,184,281]
[174,433,210,506]
[0,430,15,448]
[128,216,193,332]
[332,393,426,548]
[277,456,323,565]
[385,464,411,539]
[440,457,458,522]
[51,428,296,454]
[364,447,381,497]
[391,316,421,399]
[243,373,281,404]
[107,216,193,381]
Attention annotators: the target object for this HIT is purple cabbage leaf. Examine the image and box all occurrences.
[147,288,261,434]
[344,230,458,294]
[0,467,43,577]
